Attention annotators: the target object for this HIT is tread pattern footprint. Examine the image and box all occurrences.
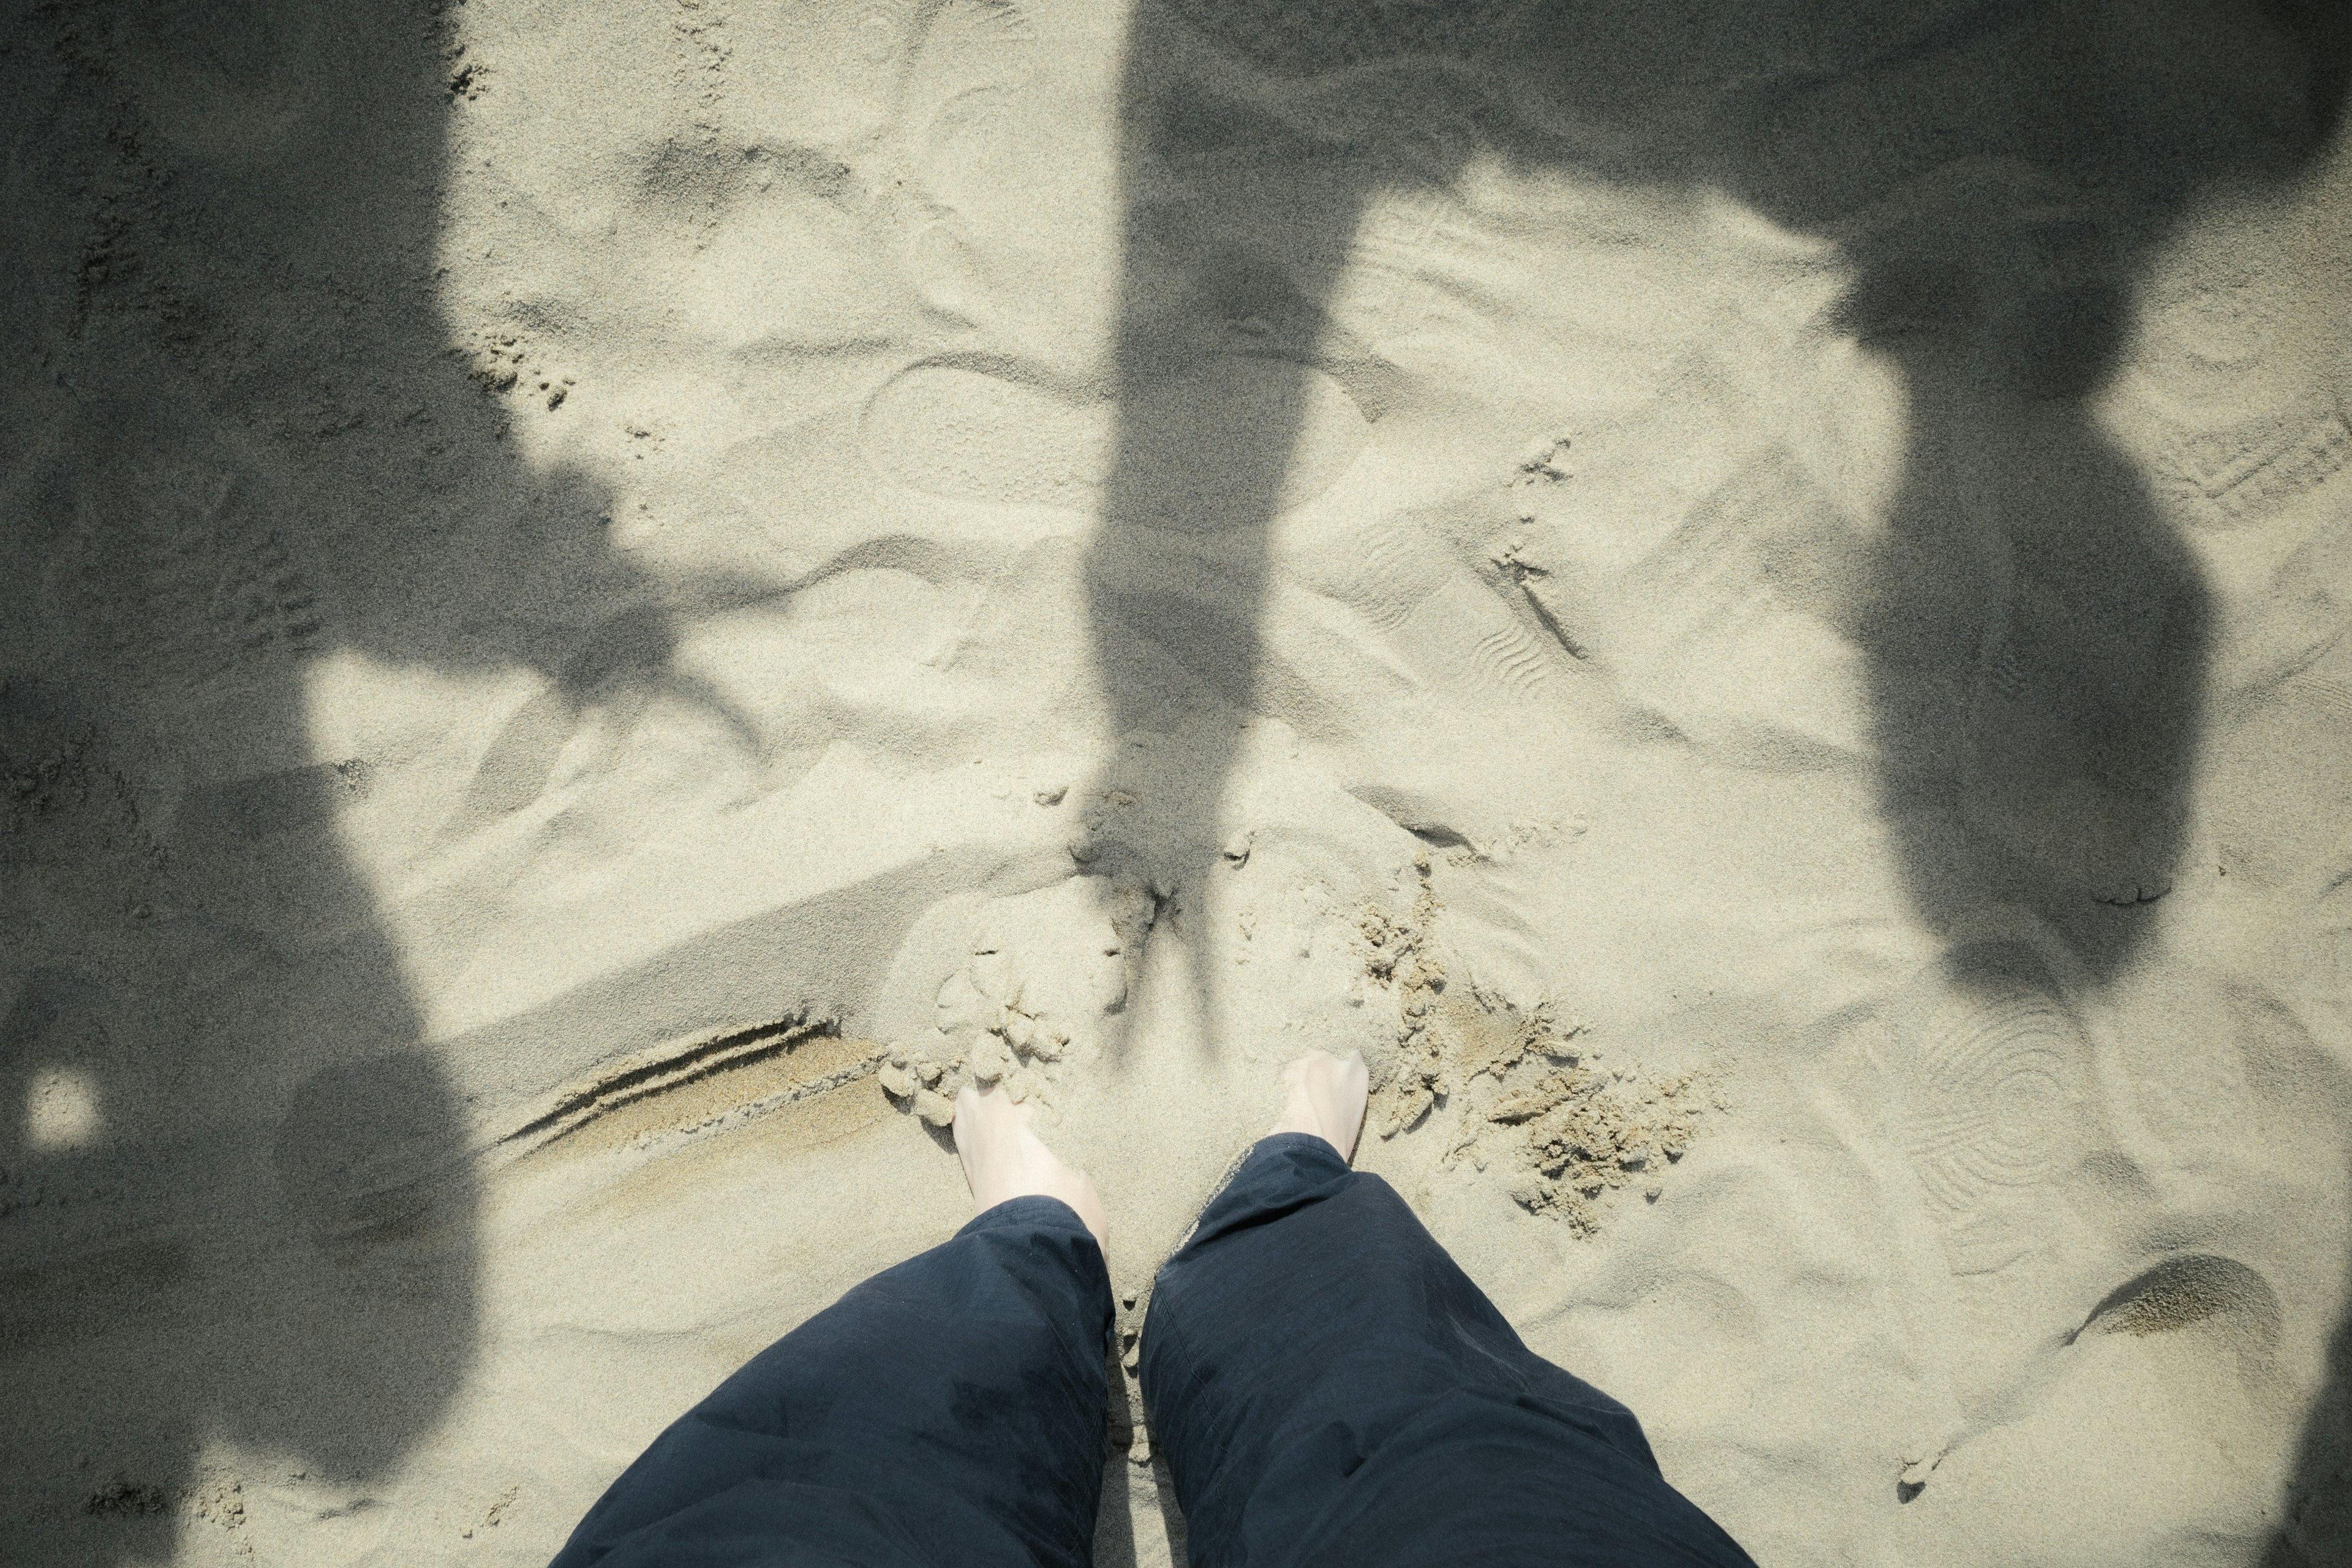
[1469,617,1555,699]
[1305,511,1571,712]
[905,0,1035,115]
[1892,942,2094,1276]
[59,444,326,692]
[2150,390,2351,526]
[0,680,173,940]
[863,363,1104,510]
[1586,446,1873,758]
[1404,576,1566,705]
[1322,514,1444,634]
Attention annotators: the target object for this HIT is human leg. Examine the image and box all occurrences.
[1140,1054,1754,1567]
[548,1087,1114,1568]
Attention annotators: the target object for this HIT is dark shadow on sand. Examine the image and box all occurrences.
[0,1,713,1559]
[1093,0,2348,1011]
[1093,0,2348,1553]
[2263,1152,2352,1566]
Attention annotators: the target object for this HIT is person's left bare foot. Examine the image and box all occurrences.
[952,1084,1109,1250]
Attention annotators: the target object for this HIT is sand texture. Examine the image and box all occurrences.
[5,0,2352,1563]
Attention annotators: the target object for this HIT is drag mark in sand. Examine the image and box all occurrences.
[496,1014,884,1161]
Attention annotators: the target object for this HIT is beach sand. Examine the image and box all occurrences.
[4,0,2351,1563]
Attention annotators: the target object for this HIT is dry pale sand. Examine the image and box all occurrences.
[4,0,2352,1564]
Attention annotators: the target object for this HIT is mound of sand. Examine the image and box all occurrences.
[4,0,2351,1564]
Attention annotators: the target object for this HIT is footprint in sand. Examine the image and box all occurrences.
[0,682,179,955]
[1316,512,1440,635]
[173,760,377,943]
[54,429,328,695]
[864,363,1102,510]
[2060,1254,2334,1558]
[2127,281,2351,527]
[1296,507,1576,712]
[897,0,1036,322]
[115,6,328,173]
[902,0,1034,118]
[1463,613,1561,701]
[1903,1249,2299,1539]
[859,355,1370,524]
[1397,562,1575,707]
[2203,660,2352,891]
[1883,941,2140,1419]
[2147,391,2352,526]
[2071,1253,2281,1365]
[1892,947,2091,1270]
[1517,443,1877,762]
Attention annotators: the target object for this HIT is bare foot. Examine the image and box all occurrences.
[1270,1050,1369,1163]
[952,1084,1109,1251]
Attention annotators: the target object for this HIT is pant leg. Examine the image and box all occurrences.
[1139,1134,1755,1568]
[550,1194,1114,1568]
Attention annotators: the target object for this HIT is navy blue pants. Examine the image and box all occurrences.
[549,1134,1755,1567]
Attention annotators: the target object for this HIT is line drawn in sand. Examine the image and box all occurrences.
[494,1012,886,1163]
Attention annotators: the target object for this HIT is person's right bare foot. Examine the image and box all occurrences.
[1270,1050,1369,1162]
[952,1083,1109,1251]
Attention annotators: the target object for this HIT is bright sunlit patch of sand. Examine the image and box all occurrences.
[24,1065,102,1152]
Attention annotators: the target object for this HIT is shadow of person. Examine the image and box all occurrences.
[0,0,709,1559]
[0,678,483,1564]
[1086,0,2348,1056]
[1088,0,2349,1553]
[1081,238,1359,1047]
[1838,203,2214,965]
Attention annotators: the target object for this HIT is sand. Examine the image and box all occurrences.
[4,0,2351,1563]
